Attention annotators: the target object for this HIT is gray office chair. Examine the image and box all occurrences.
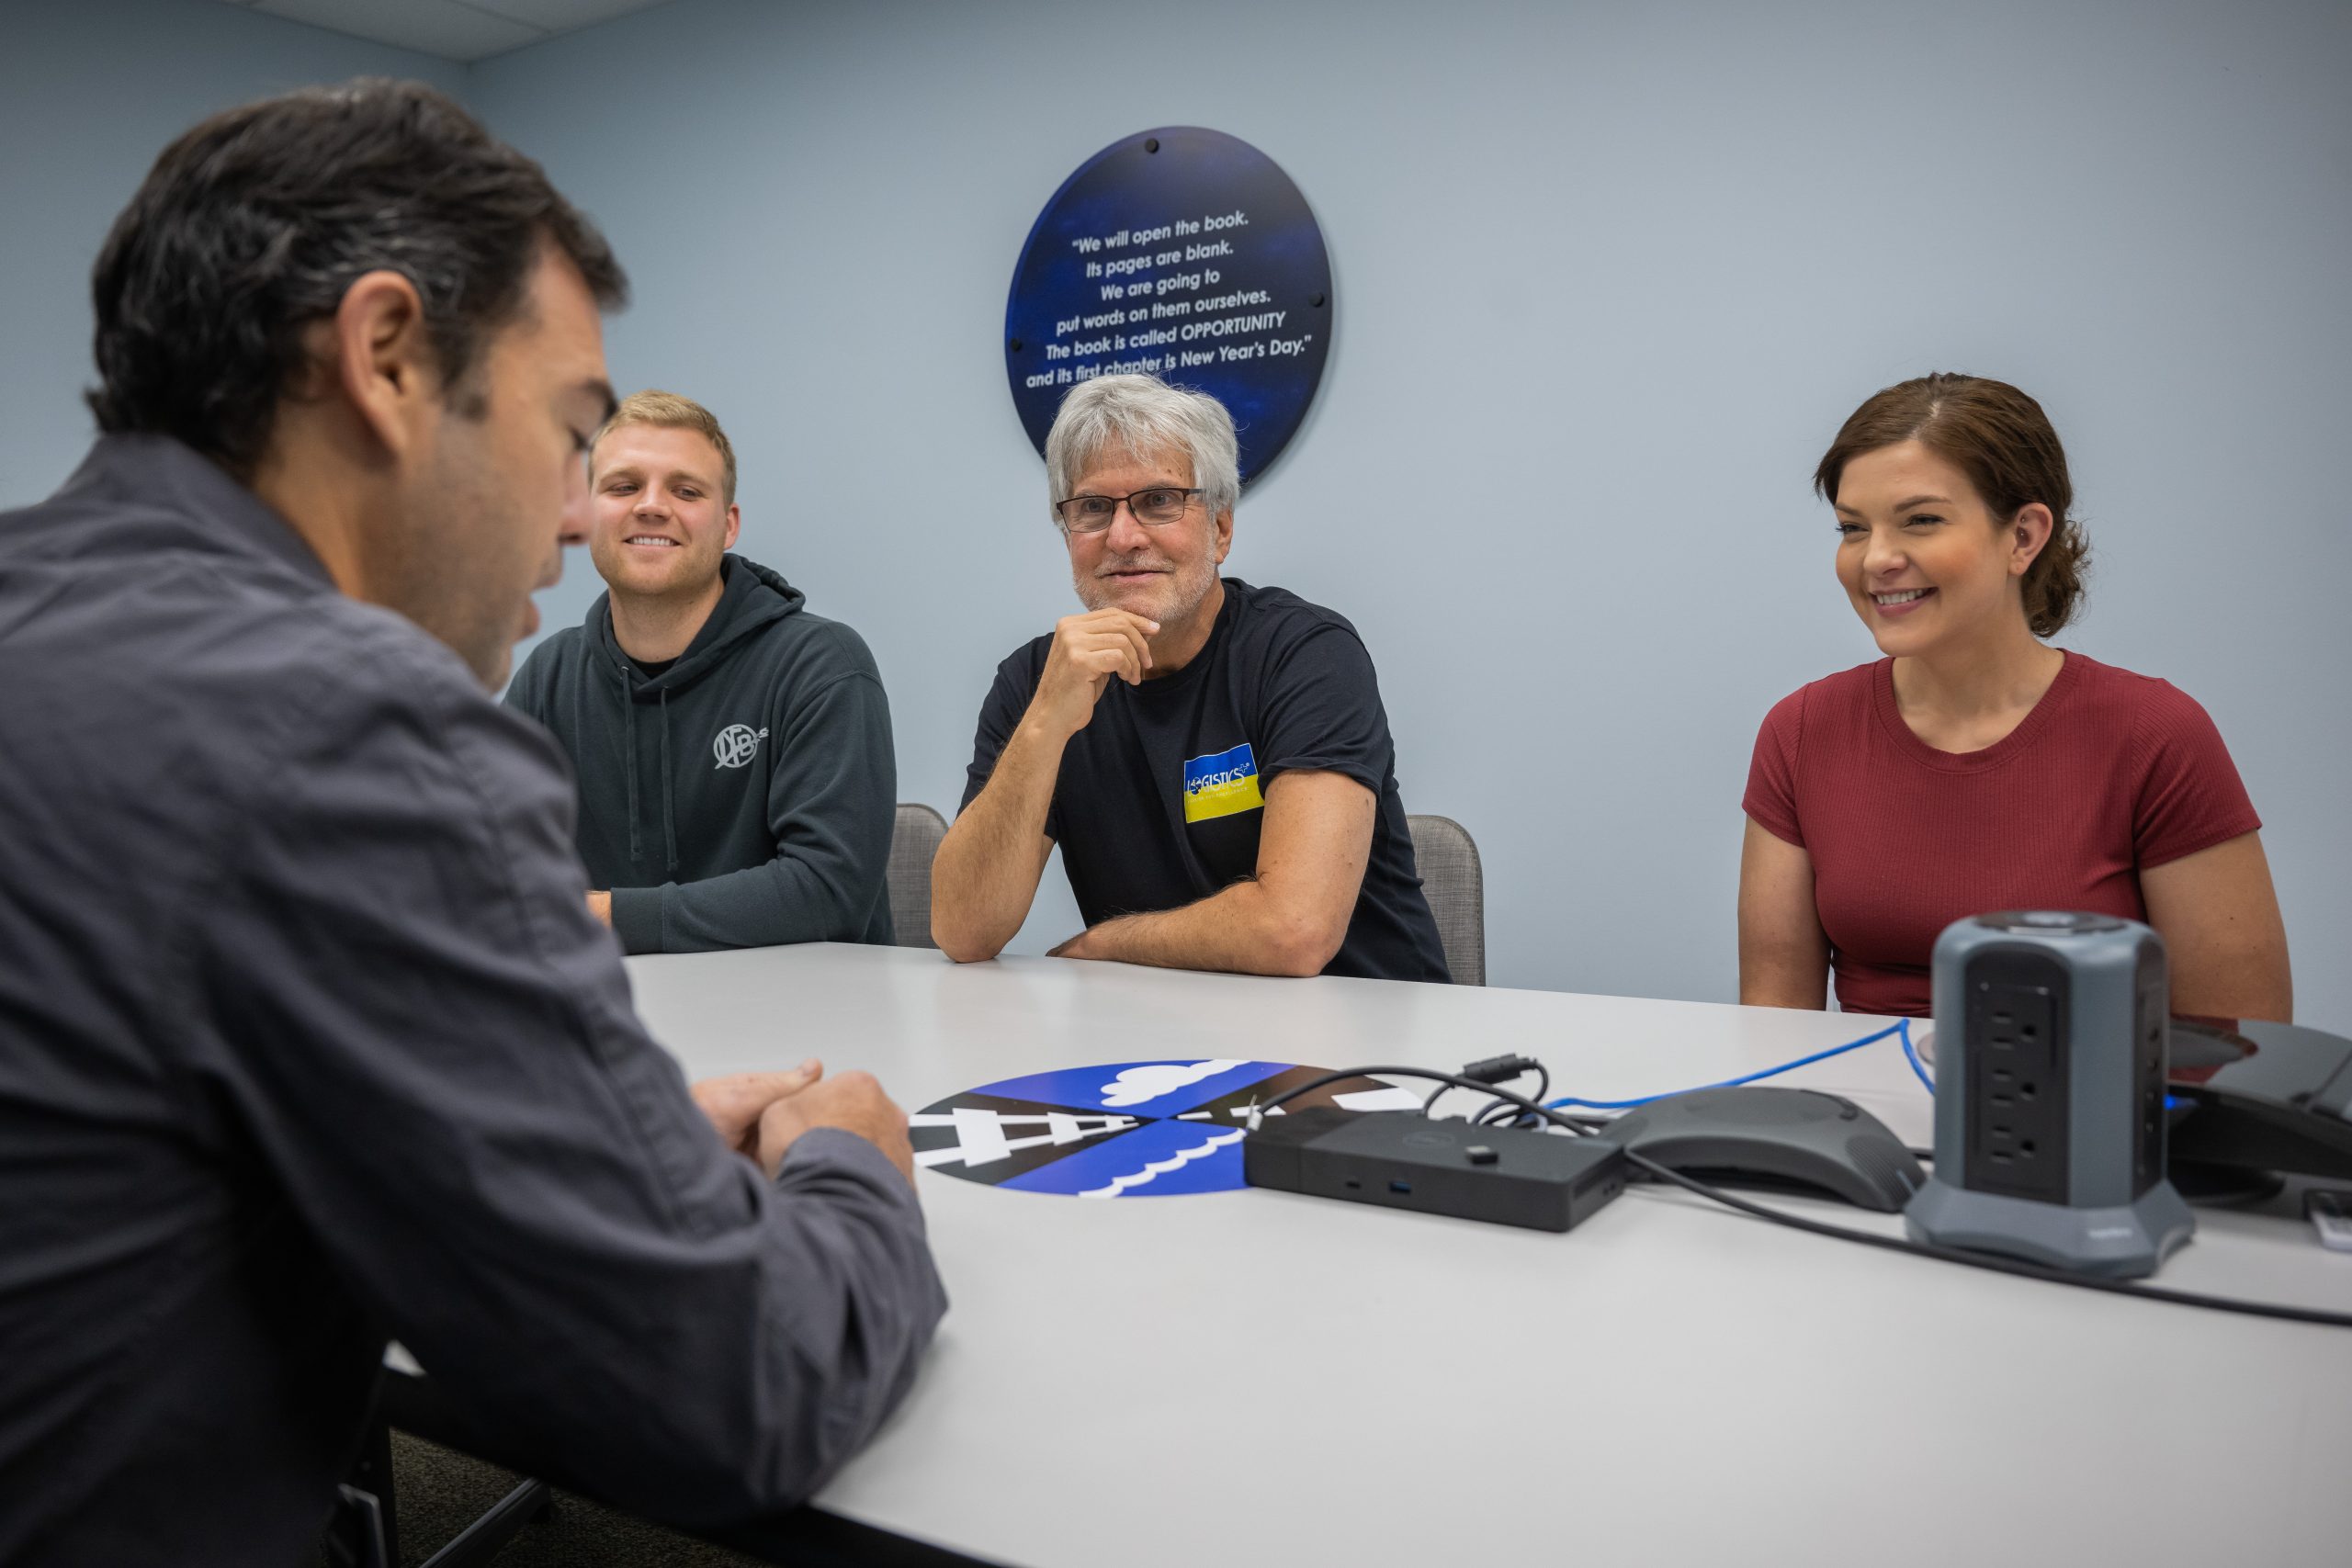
[1406,814,1485,987]
[888,803,949,949]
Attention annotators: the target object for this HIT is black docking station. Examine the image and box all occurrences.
[1243,1108,1629,1232]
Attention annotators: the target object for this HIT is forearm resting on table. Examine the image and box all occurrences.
[1069,876,1350,978]
[1066,771,1373,978]
[931,721,1060,962]
[609,845,881,953]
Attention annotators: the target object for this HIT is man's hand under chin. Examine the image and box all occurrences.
[587,889,613,923]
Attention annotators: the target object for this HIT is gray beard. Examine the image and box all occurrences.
[1073,557,1217,624]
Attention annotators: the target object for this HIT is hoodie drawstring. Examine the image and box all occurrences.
[659,688,678,874]
[621,679,643,864]
[600,554,801,878]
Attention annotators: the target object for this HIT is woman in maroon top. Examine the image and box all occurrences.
[1738,374,2292,1021]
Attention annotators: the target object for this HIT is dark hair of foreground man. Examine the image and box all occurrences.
[0,79,944,1567]
[87,77,625,479]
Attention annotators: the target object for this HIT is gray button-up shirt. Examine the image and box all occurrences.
[0,435,945,1565]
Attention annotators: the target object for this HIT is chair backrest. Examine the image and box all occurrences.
[887,803,949,949]
[1406,814,1485,987]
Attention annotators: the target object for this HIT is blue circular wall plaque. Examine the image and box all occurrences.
[1004,127,1333,484]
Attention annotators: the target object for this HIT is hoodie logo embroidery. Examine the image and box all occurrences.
[713,724,769,769]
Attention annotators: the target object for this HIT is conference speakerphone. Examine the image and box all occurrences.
[1242,1106,1629,1232]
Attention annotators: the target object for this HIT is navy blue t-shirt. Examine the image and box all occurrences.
[961,579,1449,982]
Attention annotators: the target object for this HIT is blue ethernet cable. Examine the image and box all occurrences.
[1898,1018,1935,1093]
[1544,1017,1928,1111]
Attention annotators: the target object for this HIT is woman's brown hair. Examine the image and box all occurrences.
[1814,373,2089,637]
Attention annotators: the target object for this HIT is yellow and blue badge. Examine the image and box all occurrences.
[1182,741,1264,824]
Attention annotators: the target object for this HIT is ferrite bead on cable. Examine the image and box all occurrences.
[1460,1054,1541,1085]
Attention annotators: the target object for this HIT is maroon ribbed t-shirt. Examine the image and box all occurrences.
[1742,652,2260,1017]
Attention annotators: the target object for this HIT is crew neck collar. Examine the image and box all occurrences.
[1870,649,2080,773]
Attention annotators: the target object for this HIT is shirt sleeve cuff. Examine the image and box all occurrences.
[1260,757,1383,795]
[608,886,665,954]
[776,1126,922,1206]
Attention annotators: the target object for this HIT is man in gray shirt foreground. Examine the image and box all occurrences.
[0,80,944,1566]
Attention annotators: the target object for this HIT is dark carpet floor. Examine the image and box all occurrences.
[387,1431,768,1567]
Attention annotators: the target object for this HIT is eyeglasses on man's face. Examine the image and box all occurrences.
[1054,487,1203,534]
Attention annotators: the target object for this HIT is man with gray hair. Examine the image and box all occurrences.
[932,374,1448,980]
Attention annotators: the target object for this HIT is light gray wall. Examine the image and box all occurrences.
[0,0,465,501]
[10,0,2346,1029]
[467,0,2352,1026]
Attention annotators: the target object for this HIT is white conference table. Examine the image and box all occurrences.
[624,942,2352,1568]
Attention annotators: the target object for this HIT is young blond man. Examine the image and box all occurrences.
[506,390,898,952]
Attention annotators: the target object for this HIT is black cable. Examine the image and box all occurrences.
[1253,1065,2352,1330]
[1257,1066,1596,1135]
[1428,1063,1547,1129]
[1488,1065,1551,1129]
[1616,1149,2352,1330]
[1505,1066,1543,1128]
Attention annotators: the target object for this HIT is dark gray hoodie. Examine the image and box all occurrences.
[506,555,896,953]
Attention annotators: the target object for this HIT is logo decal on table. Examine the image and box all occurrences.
[912,1060,1418,1197]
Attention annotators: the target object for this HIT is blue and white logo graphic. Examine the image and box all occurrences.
[912,1060,1420,1198]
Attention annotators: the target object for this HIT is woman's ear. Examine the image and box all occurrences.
[2007,502,2055,576]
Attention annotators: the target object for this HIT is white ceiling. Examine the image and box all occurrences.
[210,0,677,63]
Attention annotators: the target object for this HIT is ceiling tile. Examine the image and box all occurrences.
[465,0,673,30]
[250,0,543,62]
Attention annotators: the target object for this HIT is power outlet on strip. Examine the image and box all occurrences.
[1965,964,2071,1202]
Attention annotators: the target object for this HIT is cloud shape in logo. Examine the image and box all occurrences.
[1098,1059,1247,1109]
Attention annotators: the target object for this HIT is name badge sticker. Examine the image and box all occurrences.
[1182,742,1264,824]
